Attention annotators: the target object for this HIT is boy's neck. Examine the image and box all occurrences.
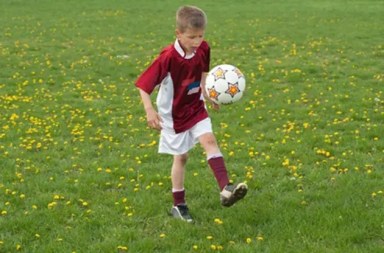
[175,39,196,59]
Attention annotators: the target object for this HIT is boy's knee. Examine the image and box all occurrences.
[204,135,218,147]
[174,153,188,163]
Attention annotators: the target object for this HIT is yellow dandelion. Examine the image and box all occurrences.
[117,245,128,251]
[47,202,57,209]
[214,218,223,225]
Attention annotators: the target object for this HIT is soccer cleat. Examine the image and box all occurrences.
[220,182,248,207]
[171,204,193,223]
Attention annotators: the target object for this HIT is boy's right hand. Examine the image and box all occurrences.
[145,107,162,131]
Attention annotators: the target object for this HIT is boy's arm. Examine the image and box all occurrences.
[201,72,220,110]
[138,88,162,130]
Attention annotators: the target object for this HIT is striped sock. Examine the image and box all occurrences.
[172,189,185,206]
[207,155,230,190]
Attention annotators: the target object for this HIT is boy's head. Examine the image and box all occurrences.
[175,6,207,55]
[176,5,207,33]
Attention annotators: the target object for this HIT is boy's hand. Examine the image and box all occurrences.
[209,99,220,111]
[145,107,162,131]
[138,88,162,131]
[201,72,220,111]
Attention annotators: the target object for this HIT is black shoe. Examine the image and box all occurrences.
[171,204,193,223]
[220,182,248,207]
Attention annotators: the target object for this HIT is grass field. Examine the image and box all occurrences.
[1,0,383,252]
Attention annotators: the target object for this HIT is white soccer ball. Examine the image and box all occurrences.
[205,64,246,105]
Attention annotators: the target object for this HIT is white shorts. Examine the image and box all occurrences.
[159,118,213,155]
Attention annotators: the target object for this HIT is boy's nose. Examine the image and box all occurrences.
[193,38,202,46]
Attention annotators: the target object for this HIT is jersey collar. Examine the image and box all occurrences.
[174,39,195,59]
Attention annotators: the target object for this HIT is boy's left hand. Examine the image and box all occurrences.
[209,100,220,111]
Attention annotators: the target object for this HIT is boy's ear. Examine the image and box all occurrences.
[175,29,181,39]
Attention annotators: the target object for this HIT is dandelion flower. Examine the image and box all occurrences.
[214,218,223,225]
[117,245,128,251]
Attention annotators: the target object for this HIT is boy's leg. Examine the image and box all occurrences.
[171,153,188,206]
[199,132,248,207]
[170,153,193,222]
[159,124,195,221]
[198,132,229,190]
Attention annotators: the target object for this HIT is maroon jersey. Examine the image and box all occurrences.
[136,40,210,133]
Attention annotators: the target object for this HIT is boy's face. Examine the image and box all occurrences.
[176,28,205,55]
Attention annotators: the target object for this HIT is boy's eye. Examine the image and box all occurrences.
[189,35,203,39]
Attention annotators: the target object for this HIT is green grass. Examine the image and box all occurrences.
[1,0,383,252]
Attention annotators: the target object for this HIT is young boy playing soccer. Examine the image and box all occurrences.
[135,5,247,222]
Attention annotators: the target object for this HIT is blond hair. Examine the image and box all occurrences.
[176,6,207,32]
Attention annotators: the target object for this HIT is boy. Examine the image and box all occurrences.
[135,5,247,222]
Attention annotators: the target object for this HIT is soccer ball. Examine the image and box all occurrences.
[205,64,246,105]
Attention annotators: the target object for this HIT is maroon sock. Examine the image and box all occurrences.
[172,189,185,206]
[208,156,230,190]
